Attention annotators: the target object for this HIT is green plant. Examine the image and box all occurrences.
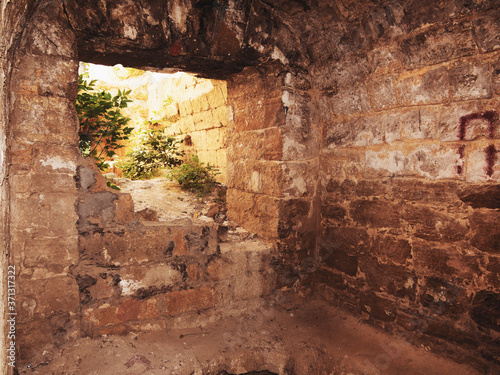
[76,74,134,170]
[121,129,184,180]
[168,155,219,196]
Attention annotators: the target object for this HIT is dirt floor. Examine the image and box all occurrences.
[23,295,480,375]
[20,178,484,375]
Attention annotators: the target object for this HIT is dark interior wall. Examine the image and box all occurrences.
[307,1,500,372]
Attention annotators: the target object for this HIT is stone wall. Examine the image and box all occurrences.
[166,77,229,184]
[75,159,275,338]
[6,0,81,367]
[226,66,285,241]
[313,4,500,371]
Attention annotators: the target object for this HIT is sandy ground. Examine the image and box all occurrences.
[19,179,485,375]
[114,177,207,221]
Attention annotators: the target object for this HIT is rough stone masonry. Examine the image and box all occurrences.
[1,0,499,374]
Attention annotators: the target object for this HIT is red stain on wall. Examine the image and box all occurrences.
[458,111,498,177]
[485,145,497,177]
[458,111,498,140]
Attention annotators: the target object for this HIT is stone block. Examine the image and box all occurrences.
[474,11,500,53]
[400,22,476,69]
[319,226,370,256]
[233,96,285,132]
[367,75,398,111]
[371,235,412,265]
[449,61,492,101]
[324,115,384,149]
[331,85,370,116]
[310,267,348,291]
[465,143,500,182]
[158,286,216,316]
[360,292,397,322]
[207,86,226,108]
[15,236,78,278]
[12,54,78,99]
[398,66,449,106]
[30,172,77,194]
[403,204,468,242]
[11,193,78,238]
[470,291,500,331]
[459,184,500,209]
[11,95,79,145]
[413,241,483,281]
[78,223,206,266]
[323,248,358,276]
[350,199,402,228]
[19,0,76,58]
[226,160,282,196]
[418,277,469,317]
[33,144,79,175]
[118,264,183,297]
[9,140,33,175]
[83,297,161,328]
[367,44,403,75]
[282,160,318,198]
[470,210,500,254]
[191,111,215,132]
[227,127,282,161]
[391,179,460,206]
[212,106,230,127]
[385,107,439,142]
[114,193,134,224]
[321,199,347,222]
[493,60,500,95]
[226,189,279,240]
[282,122,321,161]
[18,276,79,323]
[360,256,416,300]
[179,100,193,117]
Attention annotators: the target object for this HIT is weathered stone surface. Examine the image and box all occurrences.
[449,61,492,101]
[159,286,216,316]
[360,256,416,299]
[226,189,279,240]
[470,211,500,254]
[227,128,282,162]
[282,160,318,198]
[371,235,412,265]
[390,179,460,203]
[493,60,500,95]
[18,277,79,323]
[413,241,482,281]
[400,22,476,69]
[418,277,469,317]
[11,95,79,145]
[351,199,402,228]
[398,67,449,106]
[367,75,398,111]
[403,204,468,242]
[360,292,397,322]
[474,11,500,53]
[470,291,500,331]
[323,248,358,276]
[319,226,370,256]
[459,184,500,209]
[321,200,347,222]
